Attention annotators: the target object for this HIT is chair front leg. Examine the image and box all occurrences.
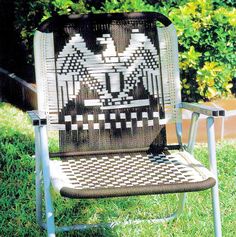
[39,125,56,237]
[34,126,43,227]
[206,117,222,237]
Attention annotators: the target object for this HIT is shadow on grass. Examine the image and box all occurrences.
[57,227,118,237]
[51,200,119,236]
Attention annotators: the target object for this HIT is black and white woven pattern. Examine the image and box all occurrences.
[55,29,160,112]
[50,151,214,198]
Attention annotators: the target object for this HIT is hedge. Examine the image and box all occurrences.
[13,0,236,101]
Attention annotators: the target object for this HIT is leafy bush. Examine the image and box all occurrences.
[196,62,232,99]
[13,0,236,101]
[166,0,236,101]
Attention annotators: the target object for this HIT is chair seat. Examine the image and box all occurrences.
[49,150,215,199]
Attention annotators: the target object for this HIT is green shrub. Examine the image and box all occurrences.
[196,62,232,99]
[13,0,236,101]
[102,0,155,12]
[13,0,92,63]
[166,0,236,101]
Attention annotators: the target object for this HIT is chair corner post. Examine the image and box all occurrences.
[187,112,200,154]
[34,126,43,226]
[175,104,183,149]
[206,116,222,237]
[39,125,56,236]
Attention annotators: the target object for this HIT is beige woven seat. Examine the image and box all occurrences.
[49,150,215,198]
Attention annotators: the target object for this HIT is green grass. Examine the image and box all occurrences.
[0,102,235,237]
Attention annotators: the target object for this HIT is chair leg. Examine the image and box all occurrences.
[39,125,56,237]
[175,192,186,217]
[207,117,222,237]
[44,184,56,237]
[34,127,43,227]
[211,185,222,237]
[36,168,43,226]
[187,112,200,154]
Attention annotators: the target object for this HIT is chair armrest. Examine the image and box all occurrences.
[27,110,47,126]
[179,102,225,117]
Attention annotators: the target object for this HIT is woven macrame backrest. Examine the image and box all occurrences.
[34,13,181,153]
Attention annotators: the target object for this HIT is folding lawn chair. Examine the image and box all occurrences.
[29,12,224,237]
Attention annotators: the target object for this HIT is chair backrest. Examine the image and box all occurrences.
[34,12,181,153]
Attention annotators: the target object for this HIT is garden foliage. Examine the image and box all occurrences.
[13,0,236,101]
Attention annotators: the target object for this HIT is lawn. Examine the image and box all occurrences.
[0,102,235,237]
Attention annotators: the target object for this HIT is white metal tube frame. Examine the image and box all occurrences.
[37,125,56,237]
[178,102,222,237]
[33,106,222,236]
[187,112,200,154]
[207,117,222,237]
[34,127,43,227]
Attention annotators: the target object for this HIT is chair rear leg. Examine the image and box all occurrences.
[207,117,222,237]
[162,192,186,221]
[176,192,186,217]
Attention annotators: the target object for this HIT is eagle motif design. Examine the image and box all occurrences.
[56,29,162,112]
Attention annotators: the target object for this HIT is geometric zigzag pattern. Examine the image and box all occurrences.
[56,29,161,112]
[64,111,164,130]
[50,151,209,191]
[43,24,180,131]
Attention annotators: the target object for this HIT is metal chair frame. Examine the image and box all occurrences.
[29,12,224,237]
[30,104,222,237]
